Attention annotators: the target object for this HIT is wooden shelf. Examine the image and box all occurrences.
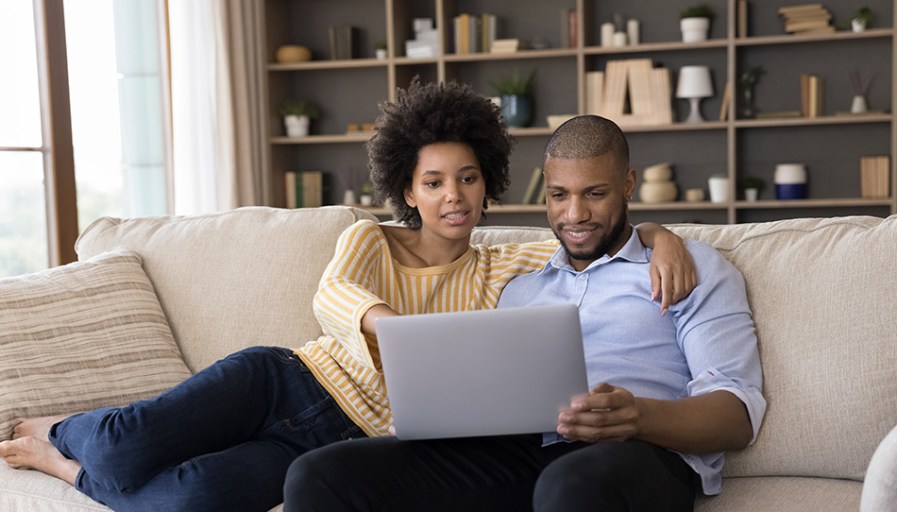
[262,0,897,224]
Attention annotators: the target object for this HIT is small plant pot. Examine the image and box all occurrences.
[851,19,867,33]
[680,17,710,42]
[708,176,729,203]
[375,48,387,60]
[500,95,533,128]
[851,95,868,114]
[745,188,759,202]
[284,115,310,137]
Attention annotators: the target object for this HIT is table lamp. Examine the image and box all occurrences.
[676,65,713,123]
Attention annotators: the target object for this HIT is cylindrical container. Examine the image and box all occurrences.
[708,176,729,203]
[627,19,640,45]
[774,164,807,200]
[601,22,615,47]
[612,32,627,47]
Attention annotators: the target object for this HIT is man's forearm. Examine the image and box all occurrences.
[636,390,753,454]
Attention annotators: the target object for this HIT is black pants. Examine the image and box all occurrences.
[283,434,697,512]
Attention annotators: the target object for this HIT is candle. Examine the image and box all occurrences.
[601,22,614,47]
[627,19,640,45]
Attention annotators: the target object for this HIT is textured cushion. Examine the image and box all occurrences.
[695,476,861,512]
[75,206,378,372]
[0,250,191,441]
[669,216,897,482]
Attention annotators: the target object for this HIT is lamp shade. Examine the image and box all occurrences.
[676,65,713,99]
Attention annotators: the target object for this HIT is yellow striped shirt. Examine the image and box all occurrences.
[295,219,558,437]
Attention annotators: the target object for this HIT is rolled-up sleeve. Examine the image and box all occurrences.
[673,242,767,443]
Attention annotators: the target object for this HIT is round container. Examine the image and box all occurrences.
[642,163,673,183]
[276,45,312,63]
[639,181,677,203]
[774,164,807,200]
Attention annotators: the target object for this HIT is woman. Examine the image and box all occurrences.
[0,80,694,512]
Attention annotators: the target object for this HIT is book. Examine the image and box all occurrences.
[585,71,604,115]
[328,26,356,60]
[860,155,890,198]
[801,74,822,117]
[719,81,732,121]
[285,171,299,208]
[521,167,543,204]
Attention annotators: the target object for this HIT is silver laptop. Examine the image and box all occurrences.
[376,303,588,440]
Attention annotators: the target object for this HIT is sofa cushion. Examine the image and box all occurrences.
[669,215,897,482]
[0,250,191,441]
[75,206,378,372]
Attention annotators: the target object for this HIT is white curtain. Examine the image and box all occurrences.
[168,0,267,215]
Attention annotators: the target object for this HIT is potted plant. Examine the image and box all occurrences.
[280,100,319,137]
[359,181,374,206]
[375,40,388,60]
[740,176,766,201]
[852,7,872,32]
[680,4,715,42]
[490,69,535,128]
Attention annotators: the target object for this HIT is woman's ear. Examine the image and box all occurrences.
[403,186,416,208]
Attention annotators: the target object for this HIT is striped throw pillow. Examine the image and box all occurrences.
[0,250,192,440]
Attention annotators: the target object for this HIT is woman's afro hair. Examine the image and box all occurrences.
[366,79,513,228]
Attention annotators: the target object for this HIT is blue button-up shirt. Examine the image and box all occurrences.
[497,227,766,495]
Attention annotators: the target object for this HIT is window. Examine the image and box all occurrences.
[0,0,170,278]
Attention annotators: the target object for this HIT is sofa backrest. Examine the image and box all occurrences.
[77,208,897,482]
[476,216,897,483]
[76,206,377,372]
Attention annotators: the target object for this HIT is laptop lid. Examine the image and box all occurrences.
[376,303,588,440]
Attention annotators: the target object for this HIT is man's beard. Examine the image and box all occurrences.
[554,213,629,263]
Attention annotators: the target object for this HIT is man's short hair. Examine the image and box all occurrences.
[543,115,630,174]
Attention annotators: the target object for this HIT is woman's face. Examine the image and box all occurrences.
[404,142,486,242]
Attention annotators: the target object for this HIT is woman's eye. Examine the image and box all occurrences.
[462,175,477,184]
[425,181,440,189]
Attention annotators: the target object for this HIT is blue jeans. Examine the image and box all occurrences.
[49,346,365,512]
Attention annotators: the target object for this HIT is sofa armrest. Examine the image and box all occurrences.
[861,424,897,512]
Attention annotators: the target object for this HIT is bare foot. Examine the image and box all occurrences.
[0,436,81,485]
[12,415,69,442]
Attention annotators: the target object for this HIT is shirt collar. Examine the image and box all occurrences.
[542,225,649,274]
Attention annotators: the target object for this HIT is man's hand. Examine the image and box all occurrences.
[558,384,754,453]
[556,383,641,443]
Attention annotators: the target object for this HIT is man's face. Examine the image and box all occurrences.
[543,153,635,271]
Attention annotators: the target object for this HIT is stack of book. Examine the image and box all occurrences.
[777,4,834,35]
[285,170,330,208]
[860,156,891,199]
[453,13,497,54]
[490,39,526,54]
[585,59,673,127]
[800,74,824,117]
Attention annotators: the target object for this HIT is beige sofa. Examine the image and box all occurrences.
[1,206,895,511]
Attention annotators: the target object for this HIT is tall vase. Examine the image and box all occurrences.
[500,95,533,128]
[740,86,756,119]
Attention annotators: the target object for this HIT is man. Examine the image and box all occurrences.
[282,115,766,512]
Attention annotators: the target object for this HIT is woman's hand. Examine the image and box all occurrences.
[635,223,697,314]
